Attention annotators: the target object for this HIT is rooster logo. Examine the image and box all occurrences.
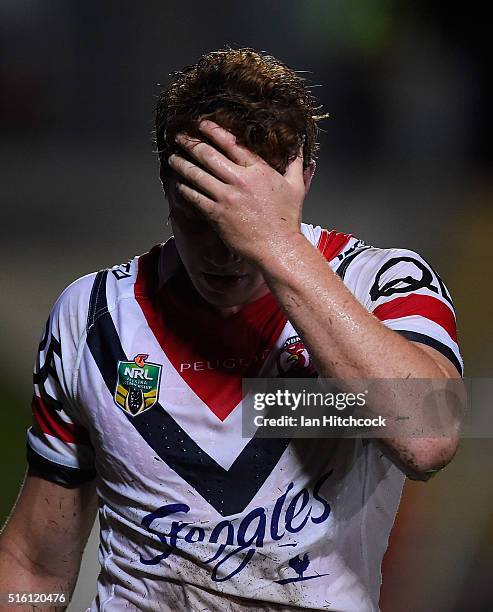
[277,336,316,376]
[289,553,310,579]
[275,551,330,585]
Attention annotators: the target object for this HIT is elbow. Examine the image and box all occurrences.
[403,436,460,481]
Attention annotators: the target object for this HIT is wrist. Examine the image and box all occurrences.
[252,231,309,273]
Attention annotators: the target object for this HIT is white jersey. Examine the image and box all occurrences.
[28,224,462,612]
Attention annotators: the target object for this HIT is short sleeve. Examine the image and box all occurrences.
[338,247,463,375]
[27,282,96,486]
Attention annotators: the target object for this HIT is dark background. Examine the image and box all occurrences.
[1,2,492,610]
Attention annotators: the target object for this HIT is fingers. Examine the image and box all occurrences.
[175,133,239,184]
[168,154,224,200]
[198,120,259,168]
[283,148,304,185]
[175,181,217,217]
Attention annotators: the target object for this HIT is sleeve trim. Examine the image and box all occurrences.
[27,443,96,487]
[27,429,93,470]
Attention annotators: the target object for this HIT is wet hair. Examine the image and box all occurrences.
[155,47,328,193]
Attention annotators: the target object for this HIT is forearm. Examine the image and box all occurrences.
[0,533,77,611]
[0,474,97,611]
[258,233,445,378]
[257,233,460,477]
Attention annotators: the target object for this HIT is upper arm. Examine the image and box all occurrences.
[0,470,97,580]
[0,276,100,590]
[410,342,462,379]
[339,245,464,476]
[344,246,464,376]
[28,276,97,486]
[3,276,100,577]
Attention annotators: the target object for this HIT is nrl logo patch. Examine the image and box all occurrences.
[114,354,162,416]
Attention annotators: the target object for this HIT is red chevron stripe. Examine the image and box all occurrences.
[135,232,352,421]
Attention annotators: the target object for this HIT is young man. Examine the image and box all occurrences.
[0,49,462,611]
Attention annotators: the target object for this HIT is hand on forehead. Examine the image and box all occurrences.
[176,119,305,174]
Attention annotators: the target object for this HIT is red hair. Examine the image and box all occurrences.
[155,48,327,192]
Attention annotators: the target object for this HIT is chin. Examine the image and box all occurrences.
[198,285,254,309]
[185,269,267,310]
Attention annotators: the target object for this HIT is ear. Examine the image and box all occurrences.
[303,161,316,195]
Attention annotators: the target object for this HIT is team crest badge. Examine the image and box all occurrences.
[277,336,316,377]
[114,354,162,416]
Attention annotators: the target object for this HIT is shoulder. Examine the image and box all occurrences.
[300,222,427,280]
[52,244,169,340]
[47,272,99,345]
[48,251,147,341]
[334,240,462,373]
[300,222,358,262]
[334,243,452,308]
[303,223,453,306]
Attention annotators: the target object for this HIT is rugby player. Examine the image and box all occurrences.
[0,48,463,611]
